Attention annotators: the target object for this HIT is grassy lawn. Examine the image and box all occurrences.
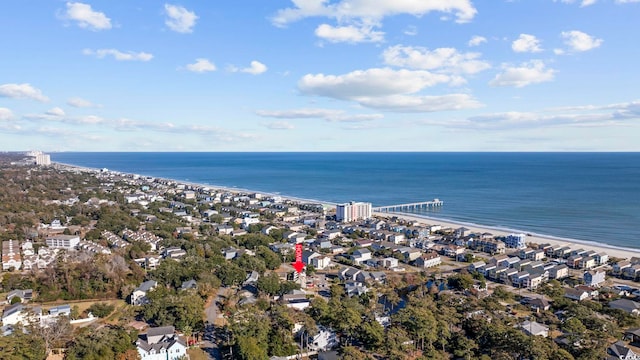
[187,347,210,360]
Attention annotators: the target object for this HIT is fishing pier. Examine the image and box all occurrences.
[373,199,443,213]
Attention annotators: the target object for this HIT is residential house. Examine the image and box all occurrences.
[607,341,637,360]
[566,255,583,269]
[520,321,549,337]
[613,260,631,276]
[136,326,187,360]
[216,224,234,235]
[389,233,405,245]
[564,288,590,301]
[307,327,339,352]
[609,299,640,315]
[525,298,551,312]
[414,252,442,268]
[344,281,368,297]
[350,249,372,265]
[222,247,239,260]
[469,261,487,273]
[504,233,526,249]
[303,251,321,266]
[584,270,606,287]
[6,289,33,303]
[180,280,197,291]
[594,252,609,266]
[282,293,310,310]
[401,248,422,263]
[579,256,597,270]
[549,264,569,280]
[310,255,331,270]
[554,246,572,258]
[339,267,368,283]
[441,245,464,258]
[2,304,41,326]
[163,247,187,260]
[48,304,71,317]
[131,280,158,306]
[380,257,399,269]
[623,264,640,280]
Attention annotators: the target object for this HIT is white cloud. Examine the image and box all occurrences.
[0,108,13,121]
[164,4,198,33]
[299,68,453,98]
[315,23,384,43]
[0,83,49,102]
[298,67,483,112]
[185,58,216,73]
[83,48,153,61]
[271,0,477,26]
[554,0,597,6]
[382,45,491,74]
[512,34,543,53]
[468,35,487,47]
[561,30,603,52]
[404,25,418,36]
[489,60,555,88]
[46,107,65,117]
[264,121,295,130]
[229,61,268,75]
[62,2,112,30]
[67,97,96,108]
[357,94,482,112]
[422,99,640,130]
[256,108,383,122]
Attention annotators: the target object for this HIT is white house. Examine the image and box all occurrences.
[307,327,339,352]
[131,280,158,306]
[310,255,331,270]
[2,304,41,326]
[584,270,606,287]
[136,326,187,360]
[520,321,549,337]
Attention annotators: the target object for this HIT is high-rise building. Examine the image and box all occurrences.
[336,201,372,222]
[35,153,51,166]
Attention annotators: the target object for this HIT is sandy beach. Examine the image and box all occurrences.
[375,211,640,261]
[55,161,639,262]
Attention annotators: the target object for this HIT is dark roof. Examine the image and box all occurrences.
[608,341,636,359]
[318,351,340,360]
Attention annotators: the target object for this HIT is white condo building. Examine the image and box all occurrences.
[35,153,51,166]
[336,201,372,222]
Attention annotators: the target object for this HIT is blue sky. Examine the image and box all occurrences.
[1,0,639,151]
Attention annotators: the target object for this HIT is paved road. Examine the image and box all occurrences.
[201,287,229,360]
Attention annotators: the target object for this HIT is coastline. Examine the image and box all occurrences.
[54,161,638,261]
[377,211,640,261]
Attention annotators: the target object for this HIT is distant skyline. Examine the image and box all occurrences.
[1,1,639,151]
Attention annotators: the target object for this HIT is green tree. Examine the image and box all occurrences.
[257,272,281,296]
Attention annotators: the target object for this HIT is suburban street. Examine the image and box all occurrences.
[201,287,229,360]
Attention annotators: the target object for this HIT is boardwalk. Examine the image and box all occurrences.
[373,199,443,212]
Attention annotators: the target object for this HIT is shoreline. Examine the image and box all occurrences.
[54,161,638,261]
[377,211,640,261]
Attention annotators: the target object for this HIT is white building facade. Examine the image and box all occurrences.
[336,201,372,222]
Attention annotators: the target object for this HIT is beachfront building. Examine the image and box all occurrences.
[336,201,372,222]
[504,233,527,249]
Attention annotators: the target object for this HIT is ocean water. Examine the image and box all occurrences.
[51,152,640,249]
